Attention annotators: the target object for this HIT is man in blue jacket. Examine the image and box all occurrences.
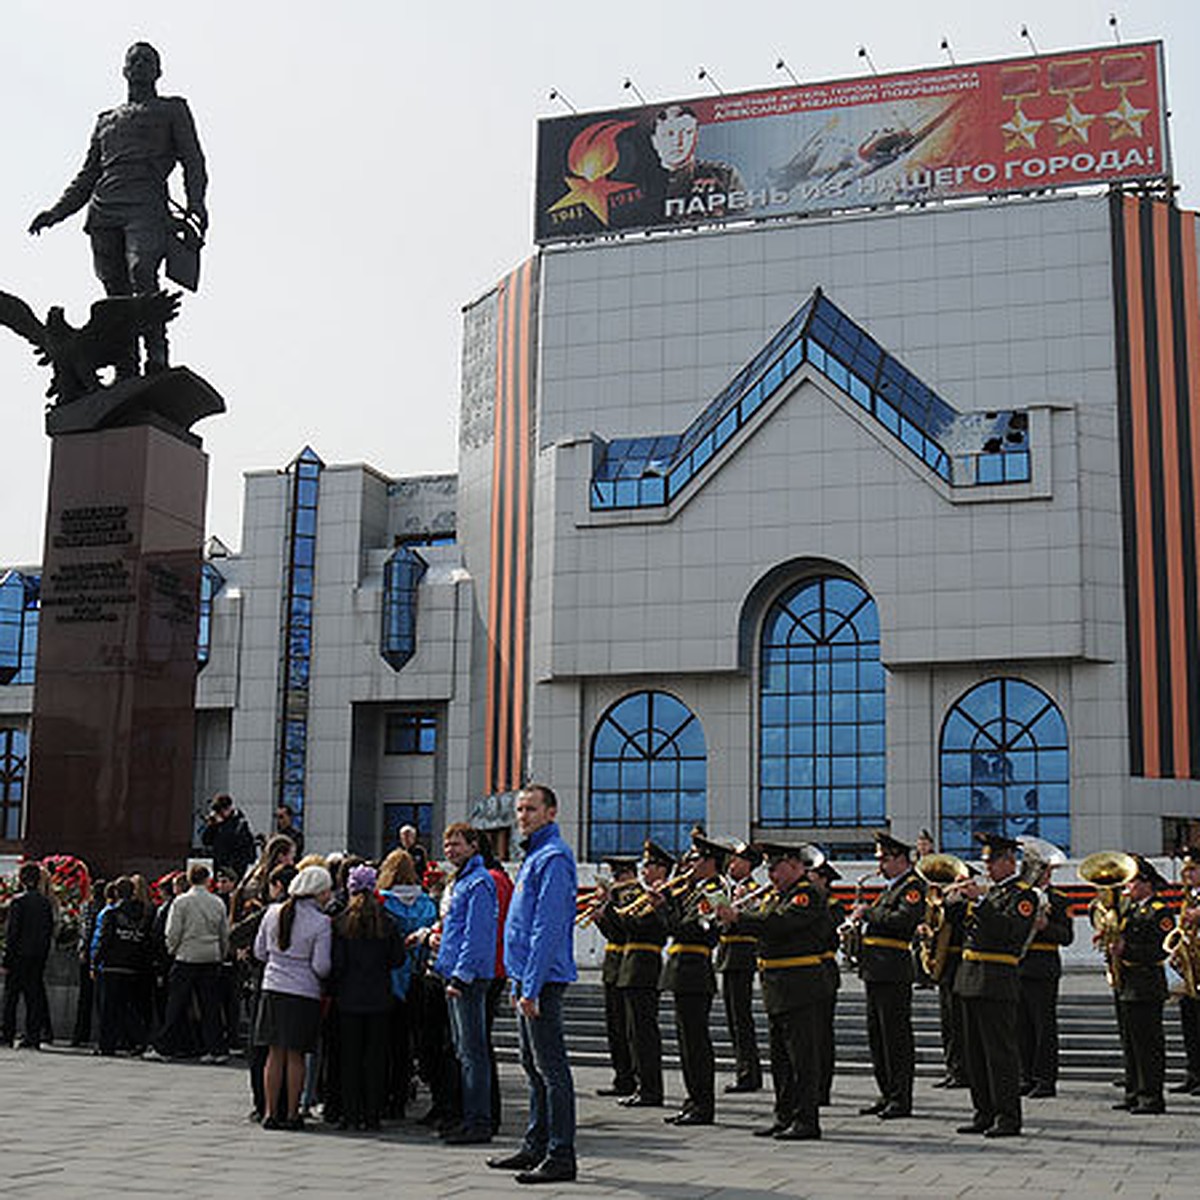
[488,784,578,1185]
[435,822,499,1144]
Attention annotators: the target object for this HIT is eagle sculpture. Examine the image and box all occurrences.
[0,289,181,403]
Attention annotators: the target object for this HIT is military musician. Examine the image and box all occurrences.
[1017,846,1074,1099]
[589,856,640,1098]
[951,831,1038,1138]
[716,839,763,1094]
[1170,847,1200,1095]
[715,841,833,1141]
[655,833,726,1126]
[850,831,925,1120]
[1110,856,1172,1115]
[807,858,843,1106]
[610,841,671,1109]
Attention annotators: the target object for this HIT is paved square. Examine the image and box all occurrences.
[1,1035,1197,1199]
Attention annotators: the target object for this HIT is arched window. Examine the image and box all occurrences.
[939,678,1069,856]
[589,691,706,858]
[759,577,885,829]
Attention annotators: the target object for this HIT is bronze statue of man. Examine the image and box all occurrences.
[29,42,207,378]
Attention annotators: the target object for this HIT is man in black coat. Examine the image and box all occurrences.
[952,831,1038,1138]
[717,840,764,1093]
[1112,856,1173,1115]
[2,862,56,1048]
[200,793,257,882]
[851,831,926,1120]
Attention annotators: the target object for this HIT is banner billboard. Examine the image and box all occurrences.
[535,41,1168,243]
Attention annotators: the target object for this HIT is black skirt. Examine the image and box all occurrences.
[254,989,321,1053]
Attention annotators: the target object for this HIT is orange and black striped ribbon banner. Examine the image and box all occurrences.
[484,257,538,796]
[1111,192,1200,778]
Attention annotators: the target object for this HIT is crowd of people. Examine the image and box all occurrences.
[0,783,580,1186]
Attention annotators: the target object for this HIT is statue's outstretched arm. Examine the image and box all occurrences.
[29,119,103,235]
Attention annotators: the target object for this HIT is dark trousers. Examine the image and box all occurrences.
[602,981,636,1091]
[622,987,663,1102]
[721,970,762,1088]
[340,1010,389,1125]
[153,961,223,1056]
[90,223,169,370]
[768,1005,821,1133]
[673,990,715,1115]
[938,978,966,1082]
[1118,998,1165,1106]
[72,959,94,1045]
[815,986,836,1104]
[1018,976,1060,1088]
[385,994,413,1117]
[865,980,914,1108]
[1,955,49,1045]
[1178,995,1200,1086]
[98,971,147,1054]
[487,976,507,1132]
[962,995,1021,1130]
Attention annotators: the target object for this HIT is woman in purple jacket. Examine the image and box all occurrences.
[253,865,333,1130]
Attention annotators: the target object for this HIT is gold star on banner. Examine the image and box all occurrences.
[1049,100,1096,147]
[1103,93,1150,141]
[548,174,634,226]
[1001,106,1042,151]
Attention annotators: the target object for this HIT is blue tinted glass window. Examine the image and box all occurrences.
[385,712,437,755]
[0,727,26,839]
[759,577,885,831]
[589,690,706,858]
[938,678,1069,856]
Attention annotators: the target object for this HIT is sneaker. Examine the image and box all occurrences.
[141,1047,167,1062]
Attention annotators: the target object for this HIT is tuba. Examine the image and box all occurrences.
[1078,850,1138,990]
[1017,836,1067,954]
[914,853,970,982]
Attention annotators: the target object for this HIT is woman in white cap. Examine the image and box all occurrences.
[253,864,333,1130]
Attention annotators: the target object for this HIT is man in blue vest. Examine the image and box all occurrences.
[488,784,578,1185]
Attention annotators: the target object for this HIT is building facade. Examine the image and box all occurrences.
[4,188,1200,863]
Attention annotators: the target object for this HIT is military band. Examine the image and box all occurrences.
[583,829,1188,1141]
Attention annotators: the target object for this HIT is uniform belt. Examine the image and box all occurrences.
[668,943,712,956]
[1026,942,1059,953]
[963,949,1019,966]
[820,950,836,961]
[1119,958,1167,967]
[861,936,911,951]
[604,943,623,954]
[623,942,664,955]
[719,935,757,945]
[757,954,824,969]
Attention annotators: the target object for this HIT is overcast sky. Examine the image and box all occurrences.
[2,0,1199,564]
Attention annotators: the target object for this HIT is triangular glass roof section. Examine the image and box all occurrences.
[591,288,1030,510]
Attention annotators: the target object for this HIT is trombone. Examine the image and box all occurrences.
[613,862,698,918]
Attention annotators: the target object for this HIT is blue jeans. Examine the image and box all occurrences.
[448,979,493,1132]
[515,981,575,1165]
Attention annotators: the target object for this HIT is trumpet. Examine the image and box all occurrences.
[838,870,878,968]
[1078,850,1138,990]
[616,862,699,917]
[575,879,640,928]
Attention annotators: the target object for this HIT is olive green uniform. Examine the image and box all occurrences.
[858,868,926,1113]
[593,904,636,1095]
[660,889,719,1120]
[738,880,834,1137]
[1116,894,1172,1111]
[952,875,1038,1134]
[611,906,667,1104]
[715,880,762,1090]
[1018,886,1074,1094]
